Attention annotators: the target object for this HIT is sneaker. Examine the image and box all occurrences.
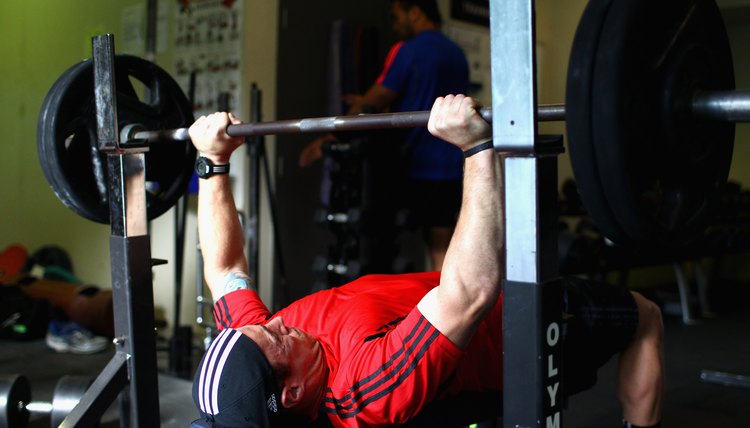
[46,320,108,354]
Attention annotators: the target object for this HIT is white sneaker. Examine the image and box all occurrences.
[45,321,108,354]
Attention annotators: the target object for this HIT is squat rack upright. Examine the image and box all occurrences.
[492,1,564,427]
[59,35,162,427]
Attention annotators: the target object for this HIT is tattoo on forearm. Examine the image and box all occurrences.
[221,272,255,296]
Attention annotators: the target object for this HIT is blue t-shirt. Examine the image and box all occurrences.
[379,31,469,180]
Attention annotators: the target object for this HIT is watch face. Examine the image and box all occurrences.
[196,157,211,177]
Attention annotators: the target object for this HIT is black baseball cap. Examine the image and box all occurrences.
[192,328,281,428]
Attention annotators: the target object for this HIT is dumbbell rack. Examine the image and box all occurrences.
[59,35,162,427]
[312,132,408,290]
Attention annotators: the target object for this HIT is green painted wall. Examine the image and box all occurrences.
[0,0,146,287]
[0,1,279,331]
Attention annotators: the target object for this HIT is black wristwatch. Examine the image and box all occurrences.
[195,156,230,179]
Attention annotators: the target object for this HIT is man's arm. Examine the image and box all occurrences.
[188,112,255,300]
[343,84,399,115]
[417,94,503,349]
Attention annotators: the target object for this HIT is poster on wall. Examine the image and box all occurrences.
[451,0,489,27]
[173,0,243,117]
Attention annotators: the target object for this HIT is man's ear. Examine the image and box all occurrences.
[281,382,305,408]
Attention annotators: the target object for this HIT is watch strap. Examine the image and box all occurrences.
[211,163,230,174]
[463,140,495,158]
[196,156,230,178]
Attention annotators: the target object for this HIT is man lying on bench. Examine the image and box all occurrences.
[188,94,664,428]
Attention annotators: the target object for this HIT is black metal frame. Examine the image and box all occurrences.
[61,34,161,428]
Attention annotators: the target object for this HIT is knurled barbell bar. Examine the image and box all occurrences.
[693,91,750,122]
[124,105,563,143]
[125,90,749,143]
[36,0,745,247]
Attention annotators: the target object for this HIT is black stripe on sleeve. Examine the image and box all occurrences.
[323,315,441,419]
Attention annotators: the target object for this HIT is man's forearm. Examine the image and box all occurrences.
[197,174,250,299]
[188,112,249,300]
[419,148,503,348]
[416,94,501,348]
[348,84,398,115]
[443,149,504,313]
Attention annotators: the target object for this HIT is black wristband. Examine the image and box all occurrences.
[463,140,494,158]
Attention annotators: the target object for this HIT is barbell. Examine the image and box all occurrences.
[127,90,750,142]
[125,104,558,142]
[36,0,747,247]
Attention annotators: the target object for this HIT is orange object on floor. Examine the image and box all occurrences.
[0,244,28,282]
[17,278,114,338]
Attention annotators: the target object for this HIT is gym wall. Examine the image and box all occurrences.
[1,0,749,338]
[0,0,145,295]
[0,0,279,334]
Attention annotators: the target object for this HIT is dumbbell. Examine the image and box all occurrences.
[0,374,94,428]
[314,207,362,226]
[312,256,362,277]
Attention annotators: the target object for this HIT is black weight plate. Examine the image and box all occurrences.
[0,374,31,428]
[565,0,629,245]
[38,55,196,224]
[591,0,735,246]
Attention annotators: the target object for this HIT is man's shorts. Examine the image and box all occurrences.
[404,178,462,229]
[561,276,640,396]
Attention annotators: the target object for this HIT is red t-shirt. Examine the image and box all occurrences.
[375,41,404,85]
[213,272,503,428]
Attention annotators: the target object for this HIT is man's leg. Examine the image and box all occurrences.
[618,291,664,427]
[421,179,462,272]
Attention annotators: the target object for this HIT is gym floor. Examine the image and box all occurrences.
[566,287,750,428]
[0,339,197,427]
[1,281,749,427]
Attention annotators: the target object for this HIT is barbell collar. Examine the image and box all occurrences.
[692,90,750,122]
[132,127,190,142]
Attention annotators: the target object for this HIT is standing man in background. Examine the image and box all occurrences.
[300,0,469,271]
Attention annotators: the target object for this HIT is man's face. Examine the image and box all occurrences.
[391,1,414,39]
[238,316,322,378]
